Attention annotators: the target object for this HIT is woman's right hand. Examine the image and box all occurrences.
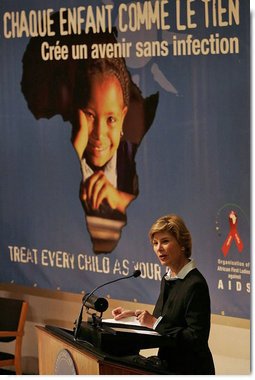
[112,307,135,320]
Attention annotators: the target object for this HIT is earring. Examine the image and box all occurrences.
[120,130,124,137]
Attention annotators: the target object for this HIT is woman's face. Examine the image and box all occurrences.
[152,231,183,268]
[73,73,127,168]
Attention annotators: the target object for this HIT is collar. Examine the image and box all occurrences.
[165,259,196,281]
[80,152,117,187]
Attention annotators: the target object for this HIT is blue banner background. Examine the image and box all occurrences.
[0,0,250,318]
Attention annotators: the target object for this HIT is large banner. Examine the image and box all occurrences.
[0,0,250,319]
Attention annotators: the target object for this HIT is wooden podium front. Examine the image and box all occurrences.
[36,325,169,375]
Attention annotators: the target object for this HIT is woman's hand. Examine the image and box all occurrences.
[112,307,157,328]
[134,310,157,329]
[112,307,136,320]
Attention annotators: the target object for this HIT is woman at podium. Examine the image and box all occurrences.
[112,214,215,375]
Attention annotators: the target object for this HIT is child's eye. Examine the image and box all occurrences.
[83,109,94,120]
[86,112,94,119]
[108,116,116,125]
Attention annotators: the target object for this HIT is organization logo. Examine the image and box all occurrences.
[215,204,250,300]
[215,204,247,257]
[221,211,244,257]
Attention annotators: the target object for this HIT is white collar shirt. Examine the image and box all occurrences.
[164,259,196,281]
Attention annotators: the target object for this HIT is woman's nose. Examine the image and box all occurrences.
[157,243,164,252]
[154,243,161,253]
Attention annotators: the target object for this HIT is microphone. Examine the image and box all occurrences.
[133,269,141,278]
[74,270,141,340]
[83,269,141,305]
[83,294,109,313]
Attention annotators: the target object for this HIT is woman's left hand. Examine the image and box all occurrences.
[134,310,157,329]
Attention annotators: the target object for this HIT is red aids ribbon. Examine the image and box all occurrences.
[221,211,244,257]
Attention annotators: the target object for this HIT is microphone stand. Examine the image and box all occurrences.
[83,271,140,305]
[73,270,141,341]
[73,305,84,340]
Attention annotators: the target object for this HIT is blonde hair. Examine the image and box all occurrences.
[149,214,192,258]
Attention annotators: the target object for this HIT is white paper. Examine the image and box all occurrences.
[102,316,141,326]
[113,327,161,336]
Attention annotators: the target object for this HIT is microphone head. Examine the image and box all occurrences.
[83,294,109,312]
[133,270,141,278]
[94,297,109,312]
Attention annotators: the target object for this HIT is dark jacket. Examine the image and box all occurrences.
[153,268,215,375]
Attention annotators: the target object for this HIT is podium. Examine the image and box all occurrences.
[36,324,171,375]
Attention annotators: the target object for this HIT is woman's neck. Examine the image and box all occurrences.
[169,258,190,277]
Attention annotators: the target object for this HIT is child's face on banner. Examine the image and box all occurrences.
[73,73,127,168]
